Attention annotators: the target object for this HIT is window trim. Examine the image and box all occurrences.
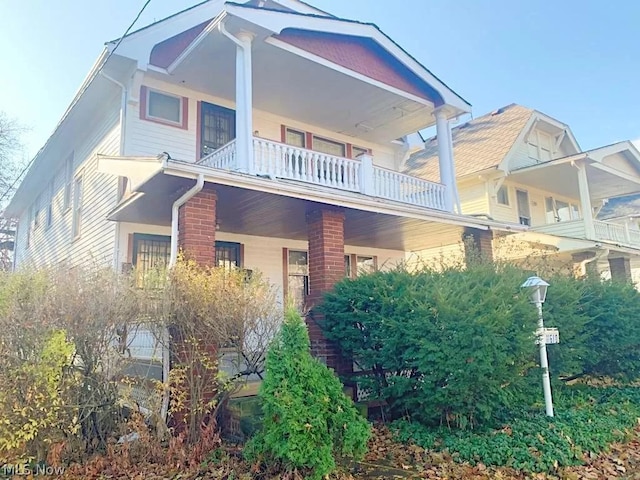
[515,189,531,226]
[496,185,510,206]
[140,86,188,130]
[63,152,73,212]
[281,125,372,159]
[45,180,54,229]
[71,175,83,240]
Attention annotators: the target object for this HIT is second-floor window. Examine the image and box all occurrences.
[72,176,83,239]
[46,180,54,229]
[545,197,580,223]
[63,153,73,211]
[516,189,531,226]
[142,87,188,129]
[497,185,509,206]
[200,102,236,158]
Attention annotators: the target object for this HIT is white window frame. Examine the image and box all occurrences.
[63,153,73,211]
[34,193,42,229]
[145,88,184,127]
[72,175,83,239]
[46,180,54,229]
[496,185,510,206]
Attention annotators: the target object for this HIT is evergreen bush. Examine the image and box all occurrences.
[245,306,370,480]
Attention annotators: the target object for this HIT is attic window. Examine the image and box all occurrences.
[141,86,188,129]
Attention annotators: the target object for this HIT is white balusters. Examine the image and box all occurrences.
[198,139,237,170]
[201,137,447,211]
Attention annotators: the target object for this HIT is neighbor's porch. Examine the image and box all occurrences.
[509,143,640,248]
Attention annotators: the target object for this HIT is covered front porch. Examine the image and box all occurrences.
[103,163,504,369]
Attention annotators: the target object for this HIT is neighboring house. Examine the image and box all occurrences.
[406,104,640,282]
[3,0,514,373]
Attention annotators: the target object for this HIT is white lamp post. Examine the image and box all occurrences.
[521,276,554,417]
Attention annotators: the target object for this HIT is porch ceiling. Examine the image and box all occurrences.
[166,26,435,143]
[509,161,640,201]
[108,174,465,251]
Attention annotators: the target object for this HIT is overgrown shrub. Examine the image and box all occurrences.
[245,306,370,480]
[0,261,282,464]
[320,263,543,428]
[160,259,281,443]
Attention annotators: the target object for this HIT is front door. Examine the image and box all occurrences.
[516,189,531,226]
[200,102,236,159]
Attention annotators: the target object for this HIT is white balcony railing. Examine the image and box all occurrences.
[253,138,361,192]
[594,220,640,248]
[373,166,447,211]
[196,136,448,211]
[199,139,237,170]
[535,219,640,249]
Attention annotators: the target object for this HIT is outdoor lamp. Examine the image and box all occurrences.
[521,276,554,417]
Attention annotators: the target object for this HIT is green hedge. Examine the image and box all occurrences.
[319,263,640,429]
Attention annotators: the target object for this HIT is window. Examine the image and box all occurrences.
[46,180,54,229]
[286,250,309,311]
[63,153,73,211]
[34,193,42,229]
[344,254,378,279]
[142,87,187,129]
[71,176,83,239]
[497,185,509,206]
[545,197,581,223]
[352,146,368,158]
[285,128,306,148]
[132,234,171,288]
[215,241,242,270]
[516,189,531,226]
[200,102,235,158]
[356,255,376,275]
[26,206,33,249]
[313,136,346,157]
[281,125,370,159]
[344,255,352,278]
[527,131,554,162]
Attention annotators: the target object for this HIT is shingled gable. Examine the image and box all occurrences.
[404,104,534,182]
[273,29,443,104]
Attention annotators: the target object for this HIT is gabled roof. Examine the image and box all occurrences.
[404,104,534,182]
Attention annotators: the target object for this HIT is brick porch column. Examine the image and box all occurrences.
[306,208,348,372]
[178,187,217,266]
[463,227,494,265]
[171,187,218,435]
[609,257,632,283]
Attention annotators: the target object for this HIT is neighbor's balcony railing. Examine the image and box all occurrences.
[198,137,448,211]
[594,220,640,247]
[534,218,640,248]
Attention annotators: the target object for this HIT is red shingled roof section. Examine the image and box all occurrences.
[274,29,443,105]
[149,19,212,68]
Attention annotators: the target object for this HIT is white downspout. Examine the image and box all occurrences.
[100,71,127,270]
[169,174,205,268]
[161,173,204,421]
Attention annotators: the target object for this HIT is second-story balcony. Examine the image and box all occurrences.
[533,219,640,249]
[198,137,448,211]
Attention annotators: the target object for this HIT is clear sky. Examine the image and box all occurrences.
[1,0,639,160]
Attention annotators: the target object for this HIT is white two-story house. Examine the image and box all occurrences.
[4,0,517,370]
[406,103,640,282]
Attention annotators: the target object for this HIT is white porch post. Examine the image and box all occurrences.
[576,161,596,239]
[234,31,254,174]
[434,107,455,212]
[359,153,375,195]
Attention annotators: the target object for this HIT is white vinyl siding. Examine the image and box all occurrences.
[14,99,121,269]
[127,76,398,169]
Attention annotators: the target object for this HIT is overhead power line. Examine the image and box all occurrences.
[0,0,153,213]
